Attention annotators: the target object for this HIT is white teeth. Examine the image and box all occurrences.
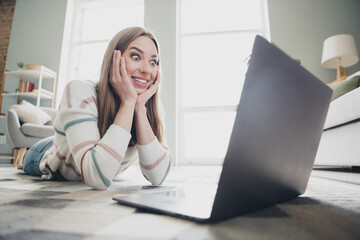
[133,77,147,84]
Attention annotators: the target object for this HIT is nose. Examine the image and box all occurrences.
[139,60,151,76]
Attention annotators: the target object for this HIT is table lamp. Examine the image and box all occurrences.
[321,34,359,85]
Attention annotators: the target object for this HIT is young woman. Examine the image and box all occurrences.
[22,27,172,190]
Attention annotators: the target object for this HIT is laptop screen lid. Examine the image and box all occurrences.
[113,35,332,223]
[209,35,332,222]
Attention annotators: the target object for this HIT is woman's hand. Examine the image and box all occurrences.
[134,69,160,145]
[110,50,137,106]
[136,69,161,108]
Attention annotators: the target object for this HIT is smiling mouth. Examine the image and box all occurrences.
[132,77,149,88]
[132,77,148,84]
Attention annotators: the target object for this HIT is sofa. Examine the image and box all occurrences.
[314,71,360,167]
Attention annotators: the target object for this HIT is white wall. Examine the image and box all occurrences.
[1,0,67,157]
[267,0,360,83]
[144,0,178,162]
[143,0,360,163]
[5,0,68,102]
[4,0,179,160]
[6,0,359,159]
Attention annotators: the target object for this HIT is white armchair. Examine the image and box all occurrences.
[5,104,56,168]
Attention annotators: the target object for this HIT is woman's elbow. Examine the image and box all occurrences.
[84,178,111,190]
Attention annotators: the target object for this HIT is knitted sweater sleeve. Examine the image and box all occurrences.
[59,80,131,190]
[137,137,173,185]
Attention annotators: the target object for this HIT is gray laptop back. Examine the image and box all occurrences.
[209,35,332,222]
[113,36,332,223]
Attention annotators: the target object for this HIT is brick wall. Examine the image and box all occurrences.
[0,0,16,79]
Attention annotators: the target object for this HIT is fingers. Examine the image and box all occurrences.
[148,69,160,92]
[112,50,121,81]
[112,50,129,82]
[145,70,160,93]
[139,78,159,103]
[155,69,161,84]
[136,68,161,106]
[120,57,127,78]
[113,50,128,79]
[150,80,160,94]
[153,69,161,90]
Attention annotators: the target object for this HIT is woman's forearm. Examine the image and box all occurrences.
[113,101,136,133]
[134,105,156,145]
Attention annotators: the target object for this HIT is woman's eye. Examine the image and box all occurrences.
[150,60,157,66]
[131,54,140,61]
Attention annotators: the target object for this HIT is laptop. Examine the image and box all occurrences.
[113,35,333,223]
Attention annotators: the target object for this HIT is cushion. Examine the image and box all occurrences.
[329,75,360,101]
[13,100,52,125]
[21,123,55,138]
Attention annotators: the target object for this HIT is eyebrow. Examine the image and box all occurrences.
[129,46,158,59]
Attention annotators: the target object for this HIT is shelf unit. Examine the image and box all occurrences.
[2,66,57,108]
[0,114,12,160]
[0,65,57,162]
[0,70,12,159]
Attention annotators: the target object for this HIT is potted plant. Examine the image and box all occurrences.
[17,62,24,70]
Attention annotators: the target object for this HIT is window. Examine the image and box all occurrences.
[66,0,144,84]
[178,0,270,164]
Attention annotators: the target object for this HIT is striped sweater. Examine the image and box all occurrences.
[39,80,172,190]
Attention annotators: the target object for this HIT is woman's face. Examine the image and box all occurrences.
[122,36,159,95]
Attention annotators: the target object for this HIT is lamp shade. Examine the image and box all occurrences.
[321,34,359,69]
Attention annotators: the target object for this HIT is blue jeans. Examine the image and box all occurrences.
[22,136,54,177]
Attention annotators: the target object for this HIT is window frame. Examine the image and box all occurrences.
[63,0,144,87]
[177,0,271,165]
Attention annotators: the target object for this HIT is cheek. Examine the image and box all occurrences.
[151,69,157,82]
[124,58,135,75]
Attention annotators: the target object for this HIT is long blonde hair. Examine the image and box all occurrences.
[97,27,164,146]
